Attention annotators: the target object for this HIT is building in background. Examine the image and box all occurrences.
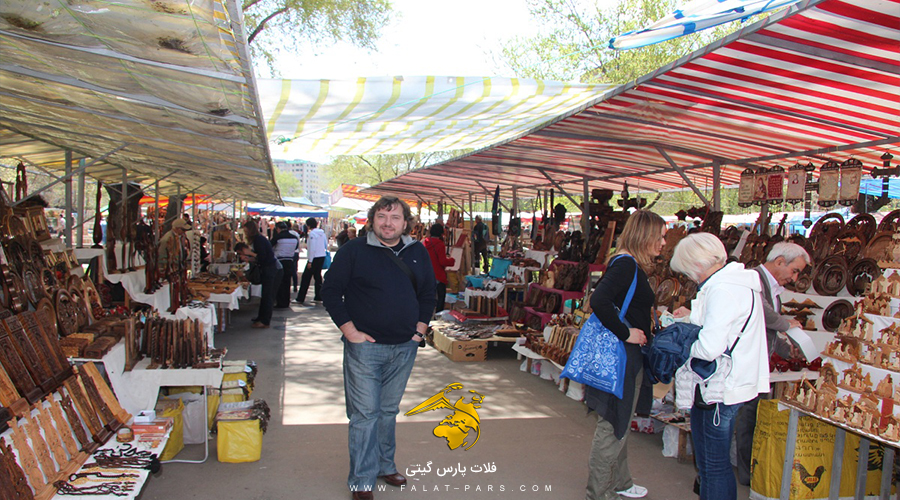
[273,159,326,205]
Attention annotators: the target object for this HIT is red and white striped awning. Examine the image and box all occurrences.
[364,0,898,203]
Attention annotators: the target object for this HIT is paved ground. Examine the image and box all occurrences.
[140,295,753,500]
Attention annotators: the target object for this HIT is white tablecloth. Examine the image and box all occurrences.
[88,342,224,417]
[208,286,248,310]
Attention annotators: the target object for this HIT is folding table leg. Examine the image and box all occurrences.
[829,428,845,500]
[855,439,870,500]
[780,408,800,500]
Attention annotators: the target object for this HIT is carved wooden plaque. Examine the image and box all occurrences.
[9,420,45,489]
[58,393,89,451]
[1,317,55,394]
[61,379,101,442]
[19,311,71,384]
[46,397,79,459]
[80,362,130,425]
[0,323,40,403]
[74,366,115,431]
[23,416,56,479]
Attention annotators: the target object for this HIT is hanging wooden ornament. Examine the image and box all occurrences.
[817,160,841,207]
[839,158,863,206]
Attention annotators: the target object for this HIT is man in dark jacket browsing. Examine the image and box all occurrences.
[322,196,436,500]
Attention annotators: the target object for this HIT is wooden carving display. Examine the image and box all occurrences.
[34,306,57,341]
[23,416,57,481]
[53,289,79,337]
[45,397,79,459]
[58,392,89,451]
[9,421,45,490]
[80,362,130,425]
[0,363,27,416]
[61,379,102,443]
[1,316,55,394]
[0,437,35,500]
[34,409,67,472]
[19,311,71,384]
[73,366,117,432]
[0,320,41,403]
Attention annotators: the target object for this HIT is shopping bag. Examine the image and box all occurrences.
[323,251,332,269]
[560,313,627,398]
[559,254,638,399]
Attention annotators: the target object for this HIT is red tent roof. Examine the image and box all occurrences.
[364,0,898,202]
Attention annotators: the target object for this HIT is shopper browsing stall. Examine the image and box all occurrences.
[271,221,300,309]
[584,209,666,500]
[423,223,455,313]
[735,242,809,485]
[158,218,190,270]
[239,220,282,329]
[670,233,768,500]
[296,218,327,306]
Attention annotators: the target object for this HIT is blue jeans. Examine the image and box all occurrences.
[691,402,743,500]
[343,338,418,491]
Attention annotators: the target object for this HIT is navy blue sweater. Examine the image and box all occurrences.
[322,233,436,344]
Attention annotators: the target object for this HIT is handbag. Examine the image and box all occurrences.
[246,262,262,285]
[560,255,638,399]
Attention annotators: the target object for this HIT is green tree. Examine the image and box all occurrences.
[273,167,304,197]
[243,0,392,75]
[496,0,759,84]
[323,150,465,190]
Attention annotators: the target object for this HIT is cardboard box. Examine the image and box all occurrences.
[433,329,487,362]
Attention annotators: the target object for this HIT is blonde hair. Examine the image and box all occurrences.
[611,210,666,270]
[670,233,727,282]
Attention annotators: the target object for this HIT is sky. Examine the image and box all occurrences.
[274,0,547,80]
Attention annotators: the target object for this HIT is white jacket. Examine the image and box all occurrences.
[677,262,769,407]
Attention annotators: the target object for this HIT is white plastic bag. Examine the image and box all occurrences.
[167,392,207,445]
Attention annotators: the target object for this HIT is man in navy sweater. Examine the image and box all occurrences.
[322,196,436,500]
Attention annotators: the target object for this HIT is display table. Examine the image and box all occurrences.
[104,269,218,346]
[52,430,171,500]
[74,247,146,275]
[777,401,897,500]
[73,342,224,419]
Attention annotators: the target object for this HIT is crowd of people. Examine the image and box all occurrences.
[230,198,799,500]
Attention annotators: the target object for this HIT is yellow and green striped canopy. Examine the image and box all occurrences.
[258,76,612,157]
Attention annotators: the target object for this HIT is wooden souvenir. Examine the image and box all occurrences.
[18,311,71,384]
[80,362,130,425]
[0,363,28,416]
[74,366,117,432]
[880,414,900,441]
[61,378,102,443]
[125,317,142,372]
[1,316,55,394]
[9,420,45,490]
[817,163,840,206]
[875,374,894,399]
[58,392,89,451]
[839,161,863,204]
[67,289,90,330]
[34,410,67,471]
[82,336,117,359]
[21,268,45,308]
[0,319,41,403]
[7,270,28,314]
[53,289,79,337]
[34,306,57,340]
[0,437,34,500]
[45,397,79,460]
[22,416,56,480]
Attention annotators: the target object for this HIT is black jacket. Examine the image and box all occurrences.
[584,254,654,439]
[322,233,436,344]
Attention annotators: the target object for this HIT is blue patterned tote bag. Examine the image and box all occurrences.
[560,255,638,399]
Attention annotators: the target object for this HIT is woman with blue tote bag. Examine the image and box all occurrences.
[584,210,666,500]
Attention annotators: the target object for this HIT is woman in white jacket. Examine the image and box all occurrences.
[670,233,768,500]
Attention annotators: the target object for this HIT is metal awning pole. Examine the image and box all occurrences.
[583,177,590,238]
[76,161,85,247]
[191,190,197,228]
[154,180,160,241]
[712,161,721,212]
[64,150,73,247]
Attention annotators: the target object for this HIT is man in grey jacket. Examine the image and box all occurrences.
[736,242,809,485]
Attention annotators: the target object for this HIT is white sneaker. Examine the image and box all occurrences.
[617,484,648,498]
